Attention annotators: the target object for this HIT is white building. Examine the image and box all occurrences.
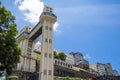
[112,70,119,76]
[16,5,57,80]
[66,54,74,65]
[70,52,83,65]
[90,63,117,76]
[97,63,107,75]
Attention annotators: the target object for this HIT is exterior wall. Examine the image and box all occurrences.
[105,63,113,75]
[89,68,99,76]
[30,59,36,72]
[90,63,106,75]
[54,59,73,69]
[16,27,37,73]
[69,52,89,71]
[112,70,119,76]
[90,63,118,76]
[90,64,98,72]
[97,63,107,75]
[76,59,89,71]
[16,7,57,80]
[92,75,120,80]
[70,52,83,65]
[66,54,74,65]
[39,6,57,80]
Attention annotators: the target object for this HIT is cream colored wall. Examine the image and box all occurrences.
[16,5,56,80]
[90,64,98,72]
[16,29,37,72]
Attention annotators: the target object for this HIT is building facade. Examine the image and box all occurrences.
[92,75,120,80]
[70,52,83,65]
[90,63,118,76]
[97,63,107,75]
[16,5,57,80]
[89,68,99,76]
[90,63,107,75]
[70,52,89,71]
[112,70,119,76]
[16,26,37,72]
[105,63,113,75]
[66,54,74,65]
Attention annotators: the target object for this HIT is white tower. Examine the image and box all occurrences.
[39,6,57,80]
[16,5,57,80]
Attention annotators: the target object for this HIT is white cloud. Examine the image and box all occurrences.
[15,0,44,24]
[34,41,41,52]
[15,0,60,32]
[84,54,91,59]
[14,0,22,5]
[54,22,60,33]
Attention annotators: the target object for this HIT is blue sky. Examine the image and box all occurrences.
[1,0,120,74]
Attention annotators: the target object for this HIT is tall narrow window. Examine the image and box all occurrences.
[48,70,51,75]
[49,54,52,58]
[49,27,52,31]
[45,38,48,42]
[44,70,47,75]
[45,53,47,57]
[45,26,48,30]
[49,39,52,43]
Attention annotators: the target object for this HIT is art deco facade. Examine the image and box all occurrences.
[66,54,74,65]
[16,5,57,80]
[16,26,37,72]
[90,63,118,76]
[112,70,119,76]
[69,52,89,71]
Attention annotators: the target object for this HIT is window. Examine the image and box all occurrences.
[49,27,52,31]
[45,53,47,57]
[66,64,68,67]
[46,9,49,12]
[50,8,52,10]
[44,70,47,75]
[49,39,52,43]
[55,61,57,65]
[48,70,51,75]
[45,38,48,42]
[58,61,59,65]
[49,54,52,58]
[50,10,52,13]
[50,8,52,12]
[45,26,48,30]
[61,62,62,65]
[63,63,65,66]
[28,41,32,47]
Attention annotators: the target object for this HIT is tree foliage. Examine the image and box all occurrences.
[59,52,67,61]
[0,2,21,75]
[65,76,85,80]
[54,51,59,59]
[54,51,67,61]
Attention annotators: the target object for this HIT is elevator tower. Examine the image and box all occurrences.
[16,5,57,80]
[39,6,57,80]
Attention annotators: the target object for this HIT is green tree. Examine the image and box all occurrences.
[58,52,67,61]
[54,51,59,59]
[65,76,85,80]
[53,51,67,61]
[0,2,21,75]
